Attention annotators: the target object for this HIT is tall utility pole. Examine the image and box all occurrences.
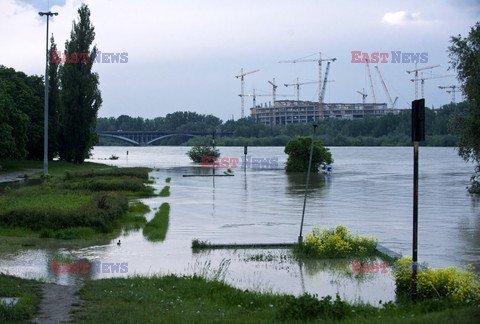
[39,11,58,175]
[235,68,259,119]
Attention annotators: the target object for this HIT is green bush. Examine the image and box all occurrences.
[284,136,333,172]
[186,145,220,163]
[302,225,378,258]
[393,256,480,303]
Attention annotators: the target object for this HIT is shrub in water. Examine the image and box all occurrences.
[393,256,480,303]
[186,144,220,163]
[302,225,377,258]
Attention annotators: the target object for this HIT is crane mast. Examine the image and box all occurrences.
[365,59,376,104]
[235,68,259,118]
[374,65,394,108]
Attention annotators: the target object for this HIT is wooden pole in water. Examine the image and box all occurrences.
[299,124,317,245]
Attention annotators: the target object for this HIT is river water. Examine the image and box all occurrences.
[1,146,479,304]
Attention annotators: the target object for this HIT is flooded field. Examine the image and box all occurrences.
[1,146,479,305]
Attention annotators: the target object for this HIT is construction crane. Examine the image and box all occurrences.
[267,78,279,125]
[365,59,377,104]
[279,52,336,107]
[235,68,259,118]
[246,87,292,125]
[356,89,368,104]
[267,78,278,103]
[283,78,319,102]
[439,85,462,104]
[374,65,396,108]
[320,61,331,103]
[406,64,441,99]
[410,73,454,99]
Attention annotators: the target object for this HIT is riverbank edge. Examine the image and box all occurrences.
[0,160,155,242]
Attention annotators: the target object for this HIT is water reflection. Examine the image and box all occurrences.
[286,172,326,196]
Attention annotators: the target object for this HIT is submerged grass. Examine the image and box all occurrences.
[0,274,43,323]
[0,165,154,240]
[142,203,170,241]
[158,185,170,197]
[70,274,480,323]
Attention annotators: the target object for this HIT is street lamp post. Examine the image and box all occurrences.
[298,123,318,245]
[38,11,58,175]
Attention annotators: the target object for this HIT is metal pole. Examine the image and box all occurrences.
[39,11,58,174]
[43,14,49,175]
[412,140,419,300]
[299,124,317,245]
[244,145,247,173]
[212,131,216,177]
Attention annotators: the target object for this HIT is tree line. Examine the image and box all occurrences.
[97,104,461,147]
[0,4,101,163]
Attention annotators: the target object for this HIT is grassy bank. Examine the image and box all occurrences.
[0,160,110,177]
[0,164,154,240]
[0,274,43,323]
[70,274,480,323]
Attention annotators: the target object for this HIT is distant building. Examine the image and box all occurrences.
[250,100,399,125]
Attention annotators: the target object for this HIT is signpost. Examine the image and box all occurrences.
[411,98,425,300]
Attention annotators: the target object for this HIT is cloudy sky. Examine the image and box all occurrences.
[1,0,478,120]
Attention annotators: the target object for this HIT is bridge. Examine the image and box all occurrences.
[98,130,233,146]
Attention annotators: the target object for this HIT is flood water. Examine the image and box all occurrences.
[1,146,479,305]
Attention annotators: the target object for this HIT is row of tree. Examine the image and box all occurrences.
[97,103,461,147]
[0,4,101,163]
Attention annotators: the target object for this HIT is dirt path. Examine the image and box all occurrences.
[34,283,80,324]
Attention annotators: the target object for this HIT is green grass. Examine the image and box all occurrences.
[0,187,92,214]
[0,274,43,323]
[142,203,170,241]
[115,202,149,233]
[158,185,170,197]
[0,166,155,240]
[70,275,480,323]
[0,160,110,177]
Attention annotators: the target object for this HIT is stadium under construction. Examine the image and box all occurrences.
[250,100,398,125]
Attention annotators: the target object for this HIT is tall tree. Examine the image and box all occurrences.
[449,21,480,193]
[0,78,29,159]
[60,3,102,163]
[48,35,61,160]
